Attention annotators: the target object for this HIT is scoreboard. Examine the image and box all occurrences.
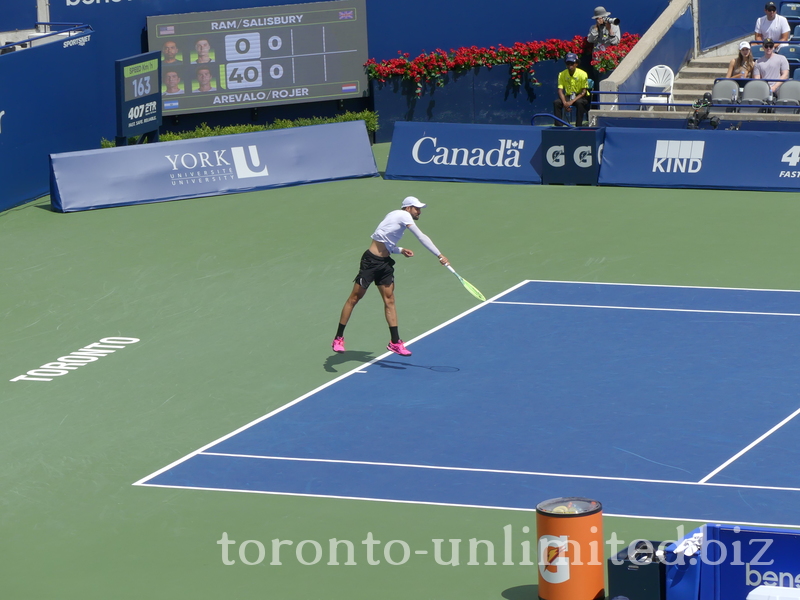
[115,51,162,138]
[146,0,368,116]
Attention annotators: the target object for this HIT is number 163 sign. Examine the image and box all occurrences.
[115,51,163,138]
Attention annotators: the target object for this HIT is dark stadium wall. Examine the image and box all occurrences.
[0,30,103,210]
[46,0,667,137]
[1,3,36,32]
[699,0,756,51]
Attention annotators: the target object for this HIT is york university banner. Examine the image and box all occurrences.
[385,121,543,184]
[50,121,378,212]
[599,127,800,191]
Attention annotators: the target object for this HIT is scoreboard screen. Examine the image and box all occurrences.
[146,0,368,116]
[115,51,162,138]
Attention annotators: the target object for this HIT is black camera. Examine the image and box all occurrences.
[604,16,621,25]
[687,93,720,129]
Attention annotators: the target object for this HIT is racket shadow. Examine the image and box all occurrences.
[323,350,376,373]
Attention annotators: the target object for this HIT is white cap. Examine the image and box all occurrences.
[739,40,751,50]
[401,196,426,208]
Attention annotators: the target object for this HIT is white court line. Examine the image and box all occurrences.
[494,301,800,318]
[132,279,528,486]
[518,279,800,294]
[699,405,800,483]
[197,451,800,493]
[133,480,800,529]
[135,279,800,498]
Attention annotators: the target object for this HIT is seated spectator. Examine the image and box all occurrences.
[755,1,790,47]
[553,53,591,126]
[726,41,755,79]
[753,38,790,95]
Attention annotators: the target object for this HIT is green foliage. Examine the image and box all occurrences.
[101,110,378,147]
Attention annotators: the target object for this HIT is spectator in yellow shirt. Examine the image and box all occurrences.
[553,53,590,126]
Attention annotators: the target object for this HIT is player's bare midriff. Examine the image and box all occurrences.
[368,240,390,258]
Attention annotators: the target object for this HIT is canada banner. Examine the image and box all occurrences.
[49,120,378,212]
[385,121,544,184]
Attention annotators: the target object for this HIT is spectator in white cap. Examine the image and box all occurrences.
[332,196,449,357]
[587,6,620,52]
[726,40,755,79]
[755,1,790,47]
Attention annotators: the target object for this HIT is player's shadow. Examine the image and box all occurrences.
[323,351,376,373]
[501,584,538,600]
[375,359,460,373]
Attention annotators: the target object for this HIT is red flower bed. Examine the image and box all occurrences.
[365,33,640,96]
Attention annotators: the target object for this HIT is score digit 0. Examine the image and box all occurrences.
[225,33,261,61]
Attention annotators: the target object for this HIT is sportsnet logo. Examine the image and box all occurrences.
[653,140,705,173]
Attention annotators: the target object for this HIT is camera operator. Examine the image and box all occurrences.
[588,6,621,53]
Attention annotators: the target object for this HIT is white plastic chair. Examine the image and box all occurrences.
[640,65,675,111]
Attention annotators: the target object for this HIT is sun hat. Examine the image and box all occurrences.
[592,6,611,19]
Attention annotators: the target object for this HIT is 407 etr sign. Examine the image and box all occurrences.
[115,51,162,138]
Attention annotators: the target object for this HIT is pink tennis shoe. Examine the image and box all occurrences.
[387,340,412,356]
[332,336,346,353]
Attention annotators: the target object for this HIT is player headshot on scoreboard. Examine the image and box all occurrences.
[163,70,184,95]
[161,40,181,64]
[191,38,215,64]
[194,66,216,93]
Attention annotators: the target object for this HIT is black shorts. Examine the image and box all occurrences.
[354,250,395,288]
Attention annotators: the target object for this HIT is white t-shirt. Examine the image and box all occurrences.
[755,14,791,40]
[371,209,441,256]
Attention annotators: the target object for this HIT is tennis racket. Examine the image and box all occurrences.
[445,264,486,302]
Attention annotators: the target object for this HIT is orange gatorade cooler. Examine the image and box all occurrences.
[536,497,604,600]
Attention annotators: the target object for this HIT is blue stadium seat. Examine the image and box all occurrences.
[793,24,800,39]
[782,2,800,26]
[752,43,766,60]
[778,43,800,65]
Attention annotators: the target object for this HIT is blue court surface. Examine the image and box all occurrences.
[136,281,800,527]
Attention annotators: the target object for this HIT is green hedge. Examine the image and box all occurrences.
[102,109,378,147]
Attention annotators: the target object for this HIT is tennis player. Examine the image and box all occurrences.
[332,196,449,356]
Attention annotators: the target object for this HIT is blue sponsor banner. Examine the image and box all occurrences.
[385,121,543,184]
[665,524,800,600]
[598,127,800,192]
[50,121,378,212]
[541,128,604,185]
[703,524,800,600]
